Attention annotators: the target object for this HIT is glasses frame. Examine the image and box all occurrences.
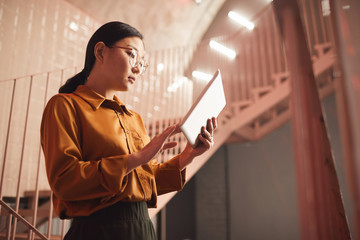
[109,45,148,75]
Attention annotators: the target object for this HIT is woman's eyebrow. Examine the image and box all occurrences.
[127,44,138,51]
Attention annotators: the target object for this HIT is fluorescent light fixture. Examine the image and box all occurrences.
[69,22,79,31]
[192,70,212,82]
[167,76,188,92]
[157,63,164,73]
[321,0,331,16]
[209,40,236,59]
[228,11,254,30]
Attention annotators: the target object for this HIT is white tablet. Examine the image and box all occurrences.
[180,69,226,147]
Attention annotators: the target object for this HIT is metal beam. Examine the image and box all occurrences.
[273,0,351,239]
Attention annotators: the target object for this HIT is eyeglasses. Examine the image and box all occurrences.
[109,46,148,75]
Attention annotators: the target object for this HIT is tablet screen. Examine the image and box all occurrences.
[180,69,226,147]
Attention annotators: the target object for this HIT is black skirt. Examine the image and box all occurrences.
[64,202,156,240]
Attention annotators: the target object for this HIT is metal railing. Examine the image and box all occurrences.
[0,0,335,239]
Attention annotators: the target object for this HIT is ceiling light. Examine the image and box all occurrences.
[69,22,79,31]
[228,11,254,30]
[209,40,236,59]
[167,76,188,92]
[157,63,164,73]
[192,71,212,82]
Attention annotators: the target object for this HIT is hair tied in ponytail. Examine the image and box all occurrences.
[58,69,87,94]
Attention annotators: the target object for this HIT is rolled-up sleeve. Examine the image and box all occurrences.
[151,156,186,195]
[41,95,128,201]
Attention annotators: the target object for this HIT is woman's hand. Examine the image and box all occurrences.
[179,117,217,170]
[127,125,179,174]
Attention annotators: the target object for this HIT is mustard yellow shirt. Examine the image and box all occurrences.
[40,85,186,219]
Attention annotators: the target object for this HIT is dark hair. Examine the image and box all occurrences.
[59,21,143,93]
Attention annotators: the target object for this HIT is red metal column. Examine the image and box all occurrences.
[329,0,360,238]
[273,0,351,239]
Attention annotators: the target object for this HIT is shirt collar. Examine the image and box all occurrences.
[73,85,132,115]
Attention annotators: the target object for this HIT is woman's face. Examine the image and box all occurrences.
[102,36,145,92]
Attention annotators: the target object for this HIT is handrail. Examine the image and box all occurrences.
[0,199,48,240]
[0,66,81,84]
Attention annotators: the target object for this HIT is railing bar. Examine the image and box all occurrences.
[264,8,276,84]
[255,25,263,88]
[150,50,156,142]
[282,38,289,72]
[247,34,255,94]
[0,79,16,208]
[178,47,184,140]
[158,49,165,163]
[243,35,250,100]
[183,46,189,114]
[300,0,313,54]
[6,212,12,240]
[317,0,327,43]
[258,16,268,87]
[172,46,178,142]
[238,34,245,101]
[158,49,164,137]
[165,47,173,160]
[145,53,153,137]
[154,48,161,133]
[12,76,34,240]
[0,200,47,240]
[164,47,170,126]
[309,0,319,45]
[46,194,53,238]
[230,45,238,102]
[173,47,179,155]
[176,46,182,155]
[270,8,281,74]
[28,229,33,240]
[252,28,260,89]
[28,72,51,240]
[61,219,66,239]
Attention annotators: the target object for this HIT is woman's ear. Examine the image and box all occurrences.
[94,42,106,63]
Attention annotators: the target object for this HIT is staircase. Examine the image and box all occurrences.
[149,41,336,217]
[0,1,337,239]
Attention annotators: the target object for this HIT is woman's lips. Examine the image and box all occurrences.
[128,77,135,84]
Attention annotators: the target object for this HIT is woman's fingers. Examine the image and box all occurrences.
[212,117,217,131]
[161,141,178,152]
[162,125,177,139]
[198,132,213,148]
[170,123,182,137]
[206,119,213,134]
[140,125,178,160]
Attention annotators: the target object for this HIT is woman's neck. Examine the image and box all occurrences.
[86,74,116,99]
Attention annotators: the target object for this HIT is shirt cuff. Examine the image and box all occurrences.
[155,155,186,195]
